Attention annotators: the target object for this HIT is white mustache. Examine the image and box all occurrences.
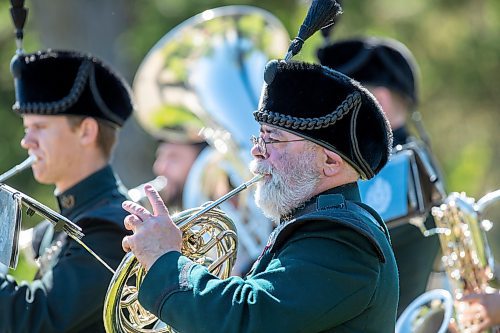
[249,160,272,175]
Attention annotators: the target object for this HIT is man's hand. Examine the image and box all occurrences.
[455,291,500,333]
[122,184,182,271]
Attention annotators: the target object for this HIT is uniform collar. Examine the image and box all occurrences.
[56,165,118,218]
[281,182,361,222]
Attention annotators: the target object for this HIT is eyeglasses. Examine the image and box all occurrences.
[250,135,306,155]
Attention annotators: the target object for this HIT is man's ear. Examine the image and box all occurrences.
[322,148,343,177]
[78,117,99,146]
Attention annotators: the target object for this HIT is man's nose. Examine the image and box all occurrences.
[20,132,37,150]
[153,157,171,176]
[251,141,267,159]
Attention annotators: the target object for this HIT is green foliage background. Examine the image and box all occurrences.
[1,0,499,279]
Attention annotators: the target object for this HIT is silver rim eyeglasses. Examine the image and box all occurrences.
[250,135,306,155]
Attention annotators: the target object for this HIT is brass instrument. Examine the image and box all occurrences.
[396,190,500,333]
[131,5,288,275]
[103,174,263,333]
[0,155,37,183]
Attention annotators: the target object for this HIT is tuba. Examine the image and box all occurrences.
[131,5,289,273]
[396,190,500,333]
[103,5,289,332]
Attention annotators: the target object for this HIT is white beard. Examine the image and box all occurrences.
[249,147,321,222]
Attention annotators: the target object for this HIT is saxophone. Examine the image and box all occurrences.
[396,190,500,333]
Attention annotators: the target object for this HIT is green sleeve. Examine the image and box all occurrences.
[139,227,381,333]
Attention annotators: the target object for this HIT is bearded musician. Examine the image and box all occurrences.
[121,59,399,333]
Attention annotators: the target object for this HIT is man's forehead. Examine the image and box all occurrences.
[260,124,277,133]
[259,124,300,139]
[23,115,73,130]
[23,114,54,125]
[159,142,195,152]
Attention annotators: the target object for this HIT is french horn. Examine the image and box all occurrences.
[103,5,289,332]
[103,174,263,332]
[396,190,500,333]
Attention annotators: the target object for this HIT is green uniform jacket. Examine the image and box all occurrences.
[139,183,399,333]
[0,165,129,333]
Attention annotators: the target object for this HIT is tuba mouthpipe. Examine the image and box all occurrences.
[0,155,37,183]
[476,189,500,214]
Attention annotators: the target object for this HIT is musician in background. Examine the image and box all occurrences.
[121,60,399,332]
[152,138,207,212]
[0,50,133,332]
[317,36,445,316]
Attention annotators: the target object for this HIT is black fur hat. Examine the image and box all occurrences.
[317,37,419,106]
[10,50,134,127]
[254,60,392,180]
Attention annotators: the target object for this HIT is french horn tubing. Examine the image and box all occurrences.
[103,174,263,333]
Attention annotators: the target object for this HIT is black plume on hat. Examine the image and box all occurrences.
[254,60,392,180]
[10,50,134,127]
[317,37,419,106]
